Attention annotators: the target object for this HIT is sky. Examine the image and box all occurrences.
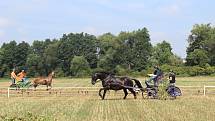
[0,0,214,58]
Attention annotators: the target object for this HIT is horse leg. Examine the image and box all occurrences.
[49,84,52,90]
[46,85,49,91]
[99,88,104,99]
[123,89,128,99]
[128,88,137,99]
[102,89,107,100]
[33,84,37,91]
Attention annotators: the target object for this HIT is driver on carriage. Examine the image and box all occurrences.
[10,69,17,84]
[145,66,163,88]
[17,70,27,82]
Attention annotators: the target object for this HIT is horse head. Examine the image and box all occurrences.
[91,73,99,85]
[49,71,55,77]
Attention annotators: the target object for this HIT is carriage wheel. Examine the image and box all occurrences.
[147,89,158,99]
[167,86,182,98]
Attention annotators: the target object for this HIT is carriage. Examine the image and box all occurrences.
[9,78,32,89]
[144,74,182,99]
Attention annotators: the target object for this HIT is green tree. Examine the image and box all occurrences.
[98,33,117,53]
[70,56,91,77]
[15,41,30,69]
[97,48,117,71]
[0,41,17,71]
[58,33,98,76]
[152,40,178,66]
[44,42,59,73]
[186,49,209,67]
[187,24,212,53]
[186,24,213,66]
[28,40,53,76]
[0,41,29,75]
[115,28,152,71]
[168,55,183,66]
[26,54,41,76]
[205,27,215,65]
[97,33,120,71]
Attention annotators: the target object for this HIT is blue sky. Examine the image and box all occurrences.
[0,0,214,58]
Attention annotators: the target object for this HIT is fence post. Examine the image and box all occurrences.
[203,85,206,96]
[7,88,10,98]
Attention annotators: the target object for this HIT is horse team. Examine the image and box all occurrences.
[91,71,182,99]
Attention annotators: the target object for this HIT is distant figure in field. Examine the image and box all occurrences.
[169,70,176,85]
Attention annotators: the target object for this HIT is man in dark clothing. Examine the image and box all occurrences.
[169,70,176,85]
[145,66,163,88]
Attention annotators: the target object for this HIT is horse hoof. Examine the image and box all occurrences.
[134,96,137,99]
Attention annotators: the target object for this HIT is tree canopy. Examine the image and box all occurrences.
[186,24,215,66]
[0,24,214,77]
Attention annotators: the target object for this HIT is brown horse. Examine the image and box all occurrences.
[32,72,54,90]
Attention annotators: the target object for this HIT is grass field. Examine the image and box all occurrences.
[0,76,215,121]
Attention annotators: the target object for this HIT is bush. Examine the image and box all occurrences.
[0,112,56,121]
[157,78,168,100]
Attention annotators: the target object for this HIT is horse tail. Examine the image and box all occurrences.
[131,78,146,98]
[131,79,144,91]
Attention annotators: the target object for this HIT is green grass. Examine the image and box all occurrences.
[0,96,215,121]
[0,78,11,82]
[0,76,215,121]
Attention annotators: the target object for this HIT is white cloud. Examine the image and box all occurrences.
[150,31,169,44]
[17,27,28,35]
[93,0,144,13]
[82,26,100,35]
[0,30,5,37]
[159,4,180,16]
[115,3,145,12]
[94,0,110,5]
[0,17,12,28]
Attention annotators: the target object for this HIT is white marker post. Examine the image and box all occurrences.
[7,88,10,98]
[203,85,206,96]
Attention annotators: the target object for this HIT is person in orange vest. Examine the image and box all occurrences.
[17,70,26,82]
[10,69,17,84]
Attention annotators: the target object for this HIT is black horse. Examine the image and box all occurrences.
[91,72,143,100]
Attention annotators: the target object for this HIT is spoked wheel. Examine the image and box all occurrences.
[146,88,158,99]
[25,82,33,89]
[167,86,182,99]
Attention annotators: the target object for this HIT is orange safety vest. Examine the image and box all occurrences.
[16,72,26,81]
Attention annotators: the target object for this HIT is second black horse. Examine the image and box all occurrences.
[91,72,143,100]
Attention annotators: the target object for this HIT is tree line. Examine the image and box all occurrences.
[0,24,215,77]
